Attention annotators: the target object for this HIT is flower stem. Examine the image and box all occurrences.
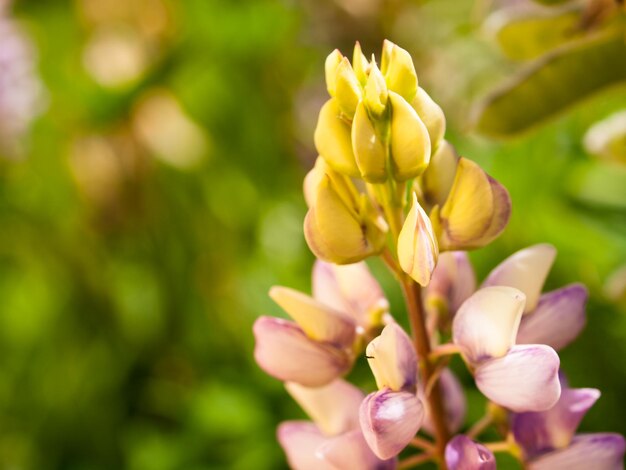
[467,413,493,439]
[410,436,437,453]
[401,277,450,468]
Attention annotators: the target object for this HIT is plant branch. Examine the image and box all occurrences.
[398,452,433,469]
[401,277,450,468]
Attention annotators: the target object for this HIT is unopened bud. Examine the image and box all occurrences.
[420,140,458,208]
[384,42,418,102]
[304,174,387,264]
[364,61,388,118]
[388,91,431,181]
[314,99,359,176]
[352,101,387,183]
[411,87,446,149]
[398,193,439,286]
[431,158,511,250]
[325,49,344,96]
[352,41,370,85]
[335,58,362,119]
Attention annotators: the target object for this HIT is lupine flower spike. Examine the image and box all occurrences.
[253,40,624,469]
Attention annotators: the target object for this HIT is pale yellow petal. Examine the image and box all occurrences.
[398,193,439,286]
[364,61,388,117]
[411,87,446,149]
[335,58,362,119]
[352,101,387,183]
[389,91,431,181]
[325,49,343,96]
[352,41,369,85]
[314,99,359,176]
[384,43,418,102]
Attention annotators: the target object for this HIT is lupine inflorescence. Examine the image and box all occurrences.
[253,40,626,469]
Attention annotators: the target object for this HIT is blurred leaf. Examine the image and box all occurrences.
[475,32,626,137]
[567,160,626,208]
[488,6,584,60]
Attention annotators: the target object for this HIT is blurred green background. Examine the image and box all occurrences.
[0,0,625,468]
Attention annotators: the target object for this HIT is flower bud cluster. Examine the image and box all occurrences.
[305,41,511,288]
[253,40,624,469]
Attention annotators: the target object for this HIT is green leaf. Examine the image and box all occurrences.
[475,33,626,137]
[568,160,626,209]
[488,6,584,60]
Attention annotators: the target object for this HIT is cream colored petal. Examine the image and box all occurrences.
[285,379,364,436]
[335,58,362,119]
[325,49,343,97]
[364,61,388,117]
[452,286,526,364]
[411,87,446,149]
[483,244,556,313]
[366,323,417,392]
[314,99,359,176]
[398,193,438,286]
[388,91,431,181]
[419,140,458,208]
[384,43,418,102]
[269,286,356,346]
[352,101,387,183]
[352,41,370,85]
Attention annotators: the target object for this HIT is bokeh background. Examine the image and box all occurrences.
[1,0,625,468]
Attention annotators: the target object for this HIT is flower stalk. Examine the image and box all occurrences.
[401,277,450,465]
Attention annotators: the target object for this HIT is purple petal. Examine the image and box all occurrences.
[269,286,356,347]
[277,421,332,470]
[422,368,467,435]
[445,435,496,470]
[529,433,626,470]
[312,260,389,329]
[317,429,397,470]
[452,286,526,364]
[512,386,601,457]
[285,379,364,436]
[475,176,511,248]
[475,345,561,412]
[359,389,425,459]
[516,284,588,351]
[483,244,557,313]
[366,323,418,393]
[253,316,351,387]
[427,251,476,316]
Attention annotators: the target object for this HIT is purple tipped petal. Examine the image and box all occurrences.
[285,379,364,436]
[517,284,588,351]
[422,368,467,435]
[427,251,476,315]
[512,387,601,457]
[475,345,561,412]
[445,435,496,470]
[277,421,331,470]
[359,389,425,459]
[317,429,397,470]
[529,433,626,470]
[253,316,351,387]
[312,260,389,328]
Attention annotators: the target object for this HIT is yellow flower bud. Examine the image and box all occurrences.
[398,193,439,286]
[380,39,394,75]
[364,61,388,118]
[411,87,446,149]
[325,49,343,96]
[420,140,458,208]
[304,174,387,264]
[334,58,362,119]
[352,101,387,183]
[431,158,511,250]
[388,91,431,181]
[353,41,370,85]
[314,99,359,176]
[384,42,418,103]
